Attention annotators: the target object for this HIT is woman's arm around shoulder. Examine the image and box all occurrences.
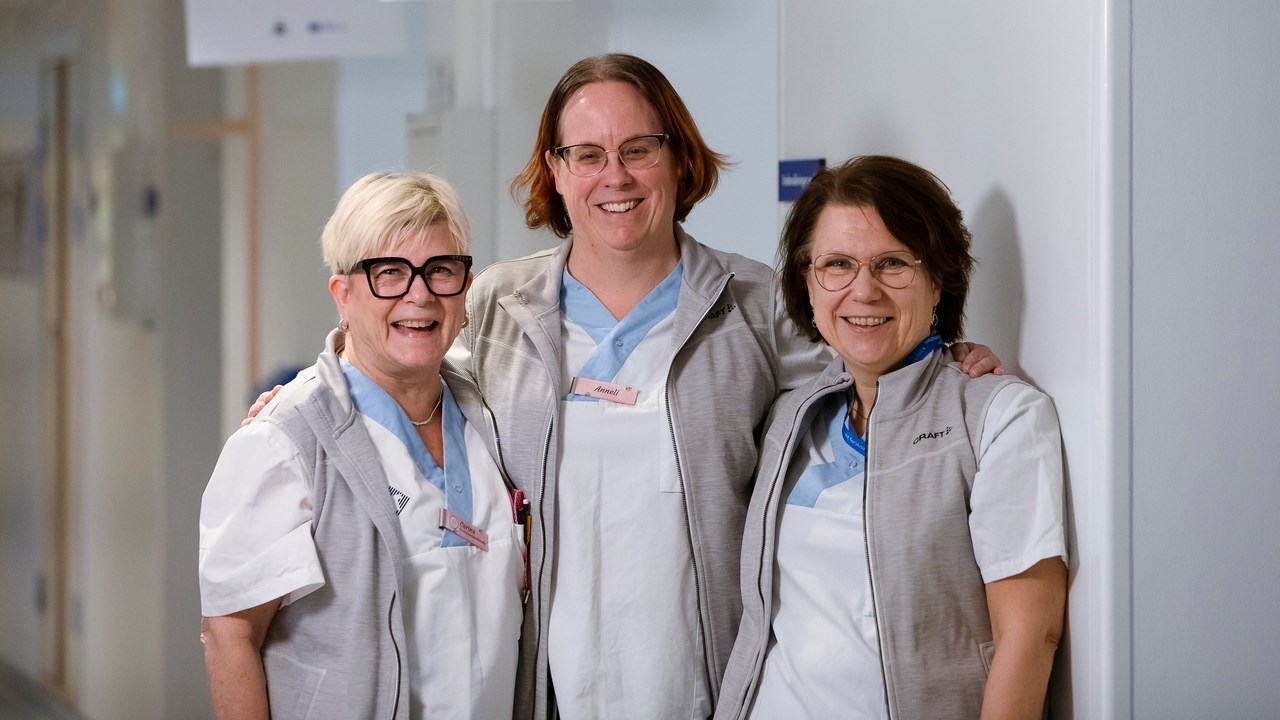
[951,341,1006,377]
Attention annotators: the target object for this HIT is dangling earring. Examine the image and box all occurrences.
[931,305,938,329]
[339,317,349,332]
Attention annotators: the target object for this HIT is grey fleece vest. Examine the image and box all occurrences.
[254,330,411,720]
[719,349,1026,720]
[456,229,828,719]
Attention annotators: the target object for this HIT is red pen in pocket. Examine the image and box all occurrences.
[509,487,531,603]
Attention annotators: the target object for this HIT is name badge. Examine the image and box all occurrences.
[438,508,489,551]
[571,377,639,406]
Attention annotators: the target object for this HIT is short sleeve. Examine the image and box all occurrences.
[198,422,325,617]
[969,383,1068,584]
[770,280,832,389]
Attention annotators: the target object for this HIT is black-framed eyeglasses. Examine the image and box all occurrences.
[551,133,669,177]
[809,251,922,291]
[350,255,473,299]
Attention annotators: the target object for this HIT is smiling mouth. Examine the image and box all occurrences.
[393,319,439,331]
[844,316,889,327]
[600,200,638,213]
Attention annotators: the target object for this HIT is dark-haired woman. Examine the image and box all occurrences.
[717,156,1067,720]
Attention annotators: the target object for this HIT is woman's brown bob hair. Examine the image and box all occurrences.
[779,155,974,344]
[511,53,730,238]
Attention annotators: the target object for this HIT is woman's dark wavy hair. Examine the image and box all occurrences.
[510,53,730,237]
[778,155,974,344]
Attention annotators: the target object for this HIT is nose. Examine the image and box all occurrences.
[845,262,882,301]
[404,270,434,303]
[599,150,634,184]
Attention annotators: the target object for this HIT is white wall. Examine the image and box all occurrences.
[609,0,783,264]
[780,1,1123,716]
[219,62,339,433]
[1130,1,1280,716]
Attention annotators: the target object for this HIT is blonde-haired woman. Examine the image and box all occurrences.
[199,172,525,720]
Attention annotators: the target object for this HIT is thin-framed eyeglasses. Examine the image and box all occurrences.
[351,255,473,299]
[551,133,669,177]
[809,251,922,291]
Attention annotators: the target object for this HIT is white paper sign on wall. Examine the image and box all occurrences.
[184,0,406,67]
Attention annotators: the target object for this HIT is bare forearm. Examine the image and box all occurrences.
[981,558,1066,720]
[979,633,1057,720]
[203,633,270,719]
[201,606,278,720]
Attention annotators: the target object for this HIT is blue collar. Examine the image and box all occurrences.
[341,362,476,547]
[561,261,683,399]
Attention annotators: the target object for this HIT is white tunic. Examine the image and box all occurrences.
[748,382,1067,719]
[199,368,523,720]
[546,265,711,719]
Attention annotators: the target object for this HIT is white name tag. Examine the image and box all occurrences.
[571,377,640,406]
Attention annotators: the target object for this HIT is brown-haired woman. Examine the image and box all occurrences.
[717,156,1067,719]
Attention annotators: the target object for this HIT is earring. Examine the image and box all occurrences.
[339,317,349,332]
[931,305,938,329]
[461,317,469,329]
[810,318,817,328]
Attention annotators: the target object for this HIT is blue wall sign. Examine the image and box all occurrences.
[778,158,825,201]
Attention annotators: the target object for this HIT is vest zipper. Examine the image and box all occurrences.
[530,415,554,720]
[664,383,714,703]
[739,378,846,718]
[388,590,401,718]
[483,405,530,604]
[664,271,735,705]
[863,418,893,719]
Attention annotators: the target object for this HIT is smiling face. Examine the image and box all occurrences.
[806,204,940,384]
[547,81,679,258]
[329,223,468,393]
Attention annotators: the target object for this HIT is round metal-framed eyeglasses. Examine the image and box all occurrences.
[351,255,473,299]
[551,133,669,177]
[809,251,922,291]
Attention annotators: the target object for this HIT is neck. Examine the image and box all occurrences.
[389,381,444,425]
[851,375,879,417]
[340,341,443,421]
[566,233,680,320]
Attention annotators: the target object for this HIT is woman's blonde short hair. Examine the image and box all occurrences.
[322,172,470,275]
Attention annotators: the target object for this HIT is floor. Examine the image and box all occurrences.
[0,662,85,720]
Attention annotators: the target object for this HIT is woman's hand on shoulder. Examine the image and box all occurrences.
[950,342,1006,378]
[242,385,283,427]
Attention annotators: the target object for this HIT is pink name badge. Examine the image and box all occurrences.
[571,377,640,406]
[438,508,489,551]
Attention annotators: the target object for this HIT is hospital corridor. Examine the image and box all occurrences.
[2,0,1279,718]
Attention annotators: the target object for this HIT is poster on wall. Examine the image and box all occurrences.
[184,0,406,67]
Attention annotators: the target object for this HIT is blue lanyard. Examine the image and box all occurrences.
[905,333,944,364]
[841,414,867,456]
